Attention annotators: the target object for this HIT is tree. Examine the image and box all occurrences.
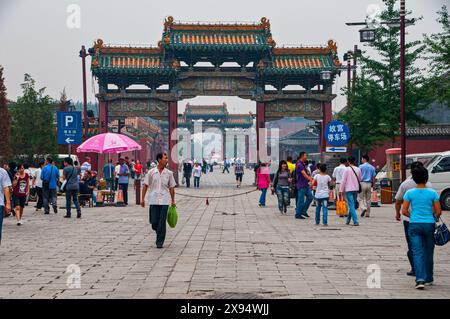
[423,5,450,106]
[10,74,57,163]
[0,66,12,161]
[340,0,427,151]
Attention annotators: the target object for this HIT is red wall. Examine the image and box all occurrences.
[368,137,450,169]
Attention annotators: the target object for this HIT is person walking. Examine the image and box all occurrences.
[117,158,130,205]
[223,157,230,174]
[40,157,60,215]
[103,159,115,191]
[234,159,244,188]
[80,157,91,177]
[313,164,332,226]
[286,156,295,174]
[114,161,121,191]
[295,152,314,219]
[359,154,377,217]
[332,157,348,217]
[183,160,193,188]
[272,160,291,214]
[33,161,45,212]
[133,160,143,180]
[192,162,202,188]
[395,161,432,277]
[202,158,207,174]
[256,163,271,207]
[402,166,441,289]
[12,164,29,225]
[141,152,176,249]
[339,156,362,226]
[0,167,12,245]
[62,157,81,219]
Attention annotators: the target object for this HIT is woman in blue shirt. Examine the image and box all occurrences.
[402,166,442,290]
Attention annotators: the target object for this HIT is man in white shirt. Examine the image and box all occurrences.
[394,161,432,277]
[114,162,121,191]
[0,167,12,245]
[33,161,45,211]
[332,157,348,216]
[141,152,176,249]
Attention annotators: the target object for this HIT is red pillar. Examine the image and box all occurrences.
[245,132,249,164]
[169,101,179,184]
[97,101,108,177]
[256,102,265,162]
[321,101,332,153]
[222,129,226,160]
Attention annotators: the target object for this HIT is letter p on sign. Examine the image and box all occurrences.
[65,115,74,127]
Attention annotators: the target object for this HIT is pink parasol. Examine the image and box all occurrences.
[76,133,142,154]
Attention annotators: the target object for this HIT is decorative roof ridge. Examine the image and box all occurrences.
[164,16,271,32]
[92,39,163,55]
[273,40,338,55]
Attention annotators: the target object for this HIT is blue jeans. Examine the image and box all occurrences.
[315,197,328,225]
[403,220,415,272]
[276,186,290,211]
[0,206,4,243]
[346,191,359,224]
[296,186,313,217]
[259,188,268,206]
[409,223,435,283]
[194,176,200,188]
[65,189,81,217]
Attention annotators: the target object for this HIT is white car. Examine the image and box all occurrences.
[426,151,450,210]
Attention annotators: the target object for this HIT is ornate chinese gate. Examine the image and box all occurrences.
[91,17,341,182]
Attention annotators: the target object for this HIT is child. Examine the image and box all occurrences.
[257,163,271,207]
[313,164,332,226]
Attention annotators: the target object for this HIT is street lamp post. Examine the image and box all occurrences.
[79,46,89,141]
[400,0,406,182]
[346,0,410,181]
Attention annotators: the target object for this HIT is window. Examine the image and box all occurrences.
[434,157,450,173]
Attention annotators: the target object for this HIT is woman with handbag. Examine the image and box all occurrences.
[339,156,362,226]
[62,157,81,218]
[272,161,291,214]
[402,166,442,290]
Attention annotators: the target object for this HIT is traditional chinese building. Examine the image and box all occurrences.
[90,17,341,180]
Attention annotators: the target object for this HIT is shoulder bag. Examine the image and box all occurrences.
[42,166,54,190]
[435,217,450,246]
[61,167,75,193]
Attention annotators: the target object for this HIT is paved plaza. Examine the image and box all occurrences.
[0,169,449,299]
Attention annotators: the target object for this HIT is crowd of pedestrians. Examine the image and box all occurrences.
[0,150,445,290]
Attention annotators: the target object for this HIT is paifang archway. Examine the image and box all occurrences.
[91,17,341,182]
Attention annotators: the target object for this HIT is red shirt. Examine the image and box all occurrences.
[134,164,143,175]
[13,173,29,197]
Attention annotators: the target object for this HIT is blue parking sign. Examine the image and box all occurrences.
[57,112,82,145]
[325,120,350,147]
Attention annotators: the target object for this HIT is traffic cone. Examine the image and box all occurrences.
[116,189,125,207]
[96,190,104,207]
[329,190,335,202]
[371,190,380,207]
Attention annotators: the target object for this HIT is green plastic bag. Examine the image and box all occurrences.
[167,205,178,228]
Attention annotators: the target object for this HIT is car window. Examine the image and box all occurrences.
[435,157,450,173]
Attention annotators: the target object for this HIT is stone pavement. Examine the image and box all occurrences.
[0,169,449,299]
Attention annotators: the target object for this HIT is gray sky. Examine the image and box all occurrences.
[0,0,446,115]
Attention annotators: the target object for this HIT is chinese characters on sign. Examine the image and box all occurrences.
[325,120,350,147]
